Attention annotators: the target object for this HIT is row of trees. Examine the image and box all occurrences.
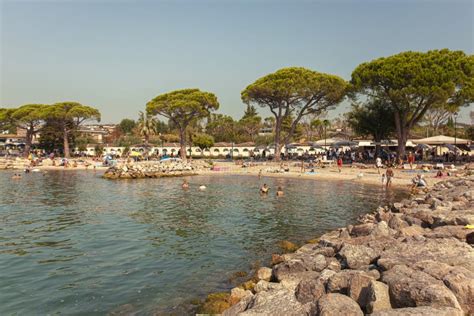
[0,102,100,157]
[142,49,472,161]
[2,49,472,161]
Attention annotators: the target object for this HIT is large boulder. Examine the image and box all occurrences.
[377,238,474,272]
[272,259,306,281]
[295,277,326,304]
[382,265,461,311]
[339,244,378,269]
[317,293,363,316]
[240,288,309,316]
[350,223,376,237]
[223,293,254,316]
[348,273,373,309]
[256,267,272,282]
[253,280,283,293]
[327,270,375,294]
[411,260,474,314]
[371,306,463,316]
[366,280,392,314]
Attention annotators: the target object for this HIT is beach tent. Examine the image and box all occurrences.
[412,135,471,145]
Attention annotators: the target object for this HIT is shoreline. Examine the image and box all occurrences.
[209,174,474,315]
[2,160,458,189]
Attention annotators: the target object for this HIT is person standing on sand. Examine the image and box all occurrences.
[386,167,394,188]
[408,152,415,169]
[376,157,383,174]
[337,157,343,173]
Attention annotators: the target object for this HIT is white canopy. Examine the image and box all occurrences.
[412,135,471,145]
[314,138,343,145]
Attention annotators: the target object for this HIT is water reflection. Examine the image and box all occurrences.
[0,171,406,315]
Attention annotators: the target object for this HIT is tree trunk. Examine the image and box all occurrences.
[394,111,407,159]
[23,127,32,158]
[179,127,186,161]
[63,127,70,158]
[274,118,282,162]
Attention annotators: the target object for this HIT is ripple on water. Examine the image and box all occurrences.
[0,171,406,314]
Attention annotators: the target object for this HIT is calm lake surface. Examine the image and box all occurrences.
[0,171,406,315]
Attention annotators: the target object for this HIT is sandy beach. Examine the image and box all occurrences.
[197,161,455,189]
[2,157,463,189]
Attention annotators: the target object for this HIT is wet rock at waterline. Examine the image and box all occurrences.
[220,175,474,315]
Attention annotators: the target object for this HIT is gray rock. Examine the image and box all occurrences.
[371,306,463,316]
[327,270,374,294]
[388,215,409,230]
[223,293,254,316]
[382,265,461,311]
[366,280,391,314]
[350,223,376,237]
[411,260,474,314]
[339,244,378,269]
[377,238,474,272]
[256,267,272,282]
[295,277,326,304]
[317,293,363,316]
[253,280,283,293]
[240,288,307,316]
[272,259,306,282]
[348,272,373,309]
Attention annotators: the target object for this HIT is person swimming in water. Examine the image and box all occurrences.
[199,185,206,190]
[11,173,22,179]
[260,183,269,194]
[276,186,284,197]
[182,180,189,189]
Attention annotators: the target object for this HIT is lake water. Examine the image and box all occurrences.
[0,171,406,315]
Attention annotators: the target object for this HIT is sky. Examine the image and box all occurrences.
[1,0,473,123]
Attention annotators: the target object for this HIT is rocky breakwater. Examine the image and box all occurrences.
[103,160,208,179]
[223,175,474,316]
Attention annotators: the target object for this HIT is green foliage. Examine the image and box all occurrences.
[38,118,75,154]
[75,135,93,152]
[192,133,215,150]
[146,89,219,127]
[351,49,474,156]
[115,135,142,147]
[137,111,157,145]
[242,67,348,159]
[238,115,261,141]
[242,104,259,120]
[0,108,17,133]
[206,114,238,142]
[146,89,219,159]
[119,118,136,134]
[45,101,101,157]
[47,102,101,124]
[254,134,274,146]
[154,120,168,134]
[347,99,396,142]
[94,144,104,157]
[7,104,50,156]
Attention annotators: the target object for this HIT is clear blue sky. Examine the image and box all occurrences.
[1,0,473,123]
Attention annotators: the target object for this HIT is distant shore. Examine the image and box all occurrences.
[2,158,467,189]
